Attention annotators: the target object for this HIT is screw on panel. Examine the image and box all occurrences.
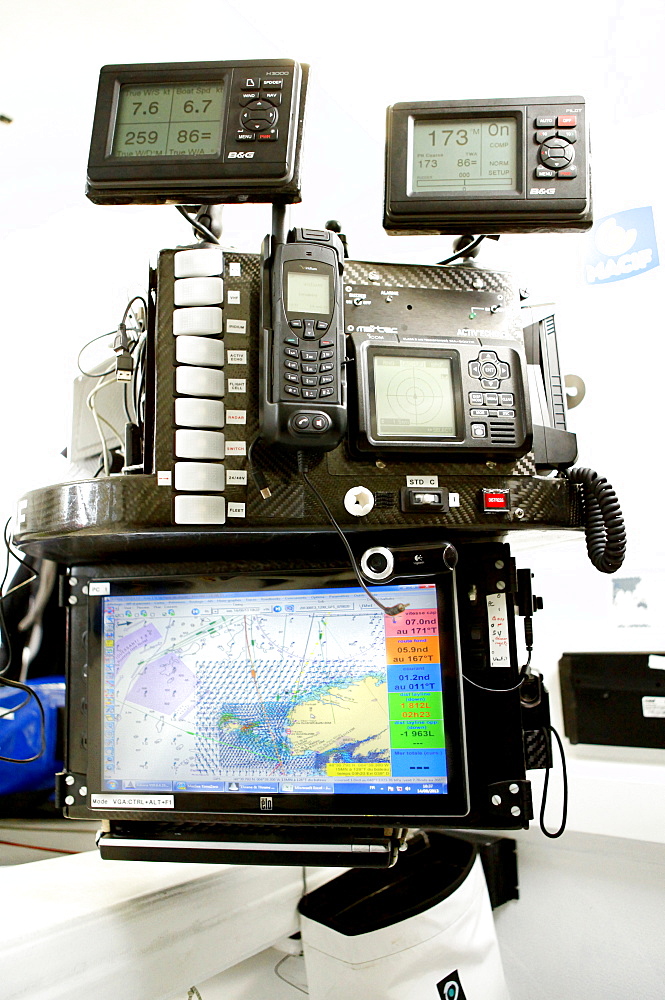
[511,806,521,817]
[491,794,502,806]
[514,508,525,519]
[375,460,386,469]
[79,786,88,797]
[64,795,75,806]
[69,577,78,587]
[65,774,75,786]
[68,595,78,605]
[497,580,506,591]
[495,560,505,570]
[509,783,520,794]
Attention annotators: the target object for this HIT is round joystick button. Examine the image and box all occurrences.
[540,139,573,167]
[481,361,497,378]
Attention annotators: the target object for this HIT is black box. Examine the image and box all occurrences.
[559,652,665,749]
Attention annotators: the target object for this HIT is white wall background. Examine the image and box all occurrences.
[1,2,664,997]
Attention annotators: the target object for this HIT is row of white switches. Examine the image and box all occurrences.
[173,247,227,524]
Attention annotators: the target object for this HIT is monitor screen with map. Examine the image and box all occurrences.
[88,570,468,820]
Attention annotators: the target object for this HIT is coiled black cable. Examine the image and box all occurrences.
[566,467,626,574]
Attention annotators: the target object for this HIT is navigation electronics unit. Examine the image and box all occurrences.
[384,96,592,234]
[10,63,627,870]
[86,59,308,205]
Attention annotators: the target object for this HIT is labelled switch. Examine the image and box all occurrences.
[400,487,449,513]
[174,277,224,306]
[175,335,225,368]
[174,494,226,525]
[174,247,225,278]
[174,462,226,492]
[173,307,223,336]
[176,366,225,398]
[175,429,226,460]
[175,398,225,429]
[481,488,511,513]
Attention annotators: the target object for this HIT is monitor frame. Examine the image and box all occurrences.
[75,565,470,826]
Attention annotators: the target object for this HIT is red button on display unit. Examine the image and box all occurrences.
[557,115,577,127]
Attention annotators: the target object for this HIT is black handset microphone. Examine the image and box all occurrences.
[260,227,347,449]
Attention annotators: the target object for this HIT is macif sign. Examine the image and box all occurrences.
[586,207,659,285]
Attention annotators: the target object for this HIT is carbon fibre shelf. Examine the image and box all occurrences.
[14,471,582,562]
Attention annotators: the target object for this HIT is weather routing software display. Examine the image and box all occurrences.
[101,582,453,798]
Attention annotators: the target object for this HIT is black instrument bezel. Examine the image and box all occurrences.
[384,96,591,234]
[86,59,304,203]
[83,567,470,824]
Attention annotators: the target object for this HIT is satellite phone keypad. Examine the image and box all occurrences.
[281,334,339,400]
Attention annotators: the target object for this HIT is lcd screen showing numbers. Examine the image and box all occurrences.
[411,117,518,193]
[112,83,225,158]
[286,271,331,315]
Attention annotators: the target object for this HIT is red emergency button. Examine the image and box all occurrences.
[481,488,511,513]
[557,115,577,127]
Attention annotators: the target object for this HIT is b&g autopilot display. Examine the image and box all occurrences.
[384,96,592,234]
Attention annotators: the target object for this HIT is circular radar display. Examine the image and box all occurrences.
[373,355,456,438]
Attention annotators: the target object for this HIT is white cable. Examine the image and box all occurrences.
[86,374,122,475]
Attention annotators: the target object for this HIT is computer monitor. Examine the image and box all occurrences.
[78,566,469,826]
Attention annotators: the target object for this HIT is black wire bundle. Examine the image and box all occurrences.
[566,467,626,574]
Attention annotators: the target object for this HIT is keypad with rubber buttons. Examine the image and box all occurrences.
[281,335,339,401]
[466,354,518,439]
[234,73,285,144]
[468,351,511,390]
[533,112,579,180]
